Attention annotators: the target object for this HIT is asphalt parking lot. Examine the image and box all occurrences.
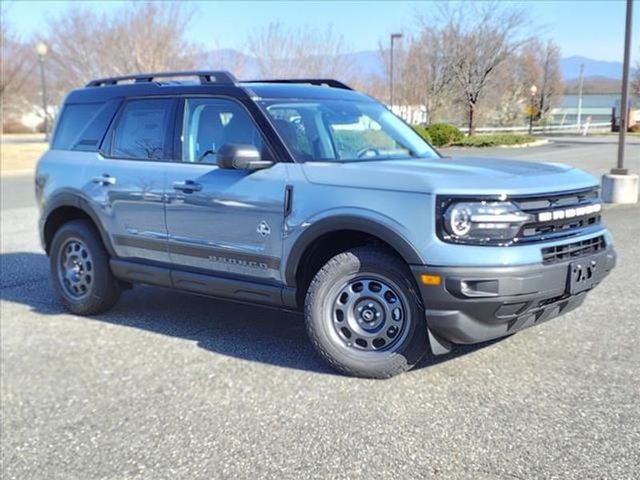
[1,136,639,479]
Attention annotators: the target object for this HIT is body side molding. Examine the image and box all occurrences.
[110,259,298,309]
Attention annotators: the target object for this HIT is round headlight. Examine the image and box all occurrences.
[446,205,472,237]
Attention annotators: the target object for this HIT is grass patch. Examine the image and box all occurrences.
[452,133,537,147]
[0,142,48,174]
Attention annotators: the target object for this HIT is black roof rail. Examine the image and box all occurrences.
[243,78,352,90]
[86,71,237,87]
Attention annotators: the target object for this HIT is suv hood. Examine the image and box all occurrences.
[301,157,598,196]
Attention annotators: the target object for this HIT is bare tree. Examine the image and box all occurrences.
[1,6,37,120]
[42,1,203,102]
[201,48,249,79]
[438,2,531,134]
[399,29,455,124]
[247,21,353,79]
[484,60,526,127]
[520,39,563,119]
[632,49,640,98]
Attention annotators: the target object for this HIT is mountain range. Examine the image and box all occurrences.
[560,56,624,80]
[205,50,625,84]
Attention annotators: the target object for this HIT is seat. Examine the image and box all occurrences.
[195,107,223,162]
[273,119,312,161]
[221,109,259,146]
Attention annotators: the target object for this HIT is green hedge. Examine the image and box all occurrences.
[426,123,464,146]
[452,134,536,147]
[412,126,432,144]
[413,125,537,148]
[413,123,463,147]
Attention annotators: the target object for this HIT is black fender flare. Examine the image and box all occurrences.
[41,191,116,257]
[284,215,424,286]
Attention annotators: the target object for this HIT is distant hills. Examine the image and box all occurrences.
[560,56,624,93]
[559,56,623,80]
[207,49,626,92]
[564,76,621,94]
[200,49,386,79]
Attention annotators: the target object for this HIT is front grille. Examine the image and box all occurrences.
[514,188,602,243]
[541,235,606,264]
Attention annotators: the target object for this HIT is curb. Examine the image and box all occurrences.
[497,139,550,149]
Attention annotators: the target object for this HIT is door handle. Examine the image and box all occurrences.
[92,174,116,186]
[173,180,202,193]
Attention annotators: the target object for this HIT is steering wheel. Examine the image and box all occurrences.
[356,146,380,158]
[197,149,215,163]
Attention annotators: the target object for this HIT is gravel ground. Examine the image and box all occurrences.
[2,137,639,479]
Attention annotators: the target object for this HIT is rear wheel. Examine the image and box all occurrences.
[304,246,428,378]
[50,220,121,315]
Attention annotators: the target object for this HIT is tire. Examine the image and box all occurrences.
[304,246,428,378]
[49,219,121,315]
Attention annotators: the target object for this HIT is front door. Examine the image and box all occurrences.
[83,98,176,264]
[164,98,287,283]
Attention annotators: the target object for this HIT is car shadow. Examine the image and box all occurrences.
[1,251,504,376]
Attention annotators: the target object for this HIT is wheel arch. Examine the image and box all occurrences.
[285,215,423,302]
[42,193,115,257]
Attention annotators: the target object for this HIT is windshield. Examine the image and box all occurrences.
[258,99,439,162]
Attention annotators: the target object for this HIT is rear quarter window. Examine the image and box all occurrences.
[52,103,103,150]
[51,100,121,151]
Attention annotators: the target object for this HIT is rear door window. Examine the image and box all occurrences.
[111,99,175,161]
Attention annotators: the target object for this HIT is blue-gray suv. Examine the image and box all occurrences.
[36,71,616,378]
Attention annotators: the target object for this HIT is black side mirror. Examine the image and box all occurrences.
[216,144,274,171]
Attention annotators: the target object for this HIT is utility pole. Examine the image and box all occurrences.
[602,0,638,204]
[389,33,403,112]
[576,63,584,131]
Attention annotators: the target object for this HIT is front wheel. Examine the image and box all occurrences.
[304,247,428,378]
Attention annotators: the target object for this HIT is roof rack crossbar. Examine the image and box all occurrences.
[243,78,352,90]
[86,71,237,87]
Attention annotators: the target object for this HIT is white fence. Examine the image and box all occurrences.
[459,122,612,134]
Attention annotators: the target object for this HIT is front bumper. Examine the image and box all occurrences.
[411,246,616,354]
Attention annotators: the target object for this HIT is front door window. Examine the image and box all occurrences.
[181,99,266,164]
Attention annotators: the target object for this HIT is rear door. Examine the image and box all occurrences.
[164,97,288,283]
[83,98,176,264]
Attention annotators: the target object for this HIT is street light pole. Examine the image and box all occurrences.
[35,42,49,141]
[602,0,637,204]
[528,85,537,135]
[389,33,403,112]
[614,0,633,175]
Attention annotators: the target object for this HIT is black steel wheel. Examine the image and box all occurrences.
[50,220,121,315]
[305,246,428,378]
[57,238,94,300]
[329,275,409,352]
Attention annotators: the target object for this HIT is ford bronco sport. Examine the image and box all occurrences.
[36,71,616,378]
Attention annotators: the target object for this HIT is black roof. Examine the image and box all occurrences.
[66,71,370,104]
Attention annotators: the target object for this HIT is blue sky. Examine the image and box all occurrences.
[4,0,638,62]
